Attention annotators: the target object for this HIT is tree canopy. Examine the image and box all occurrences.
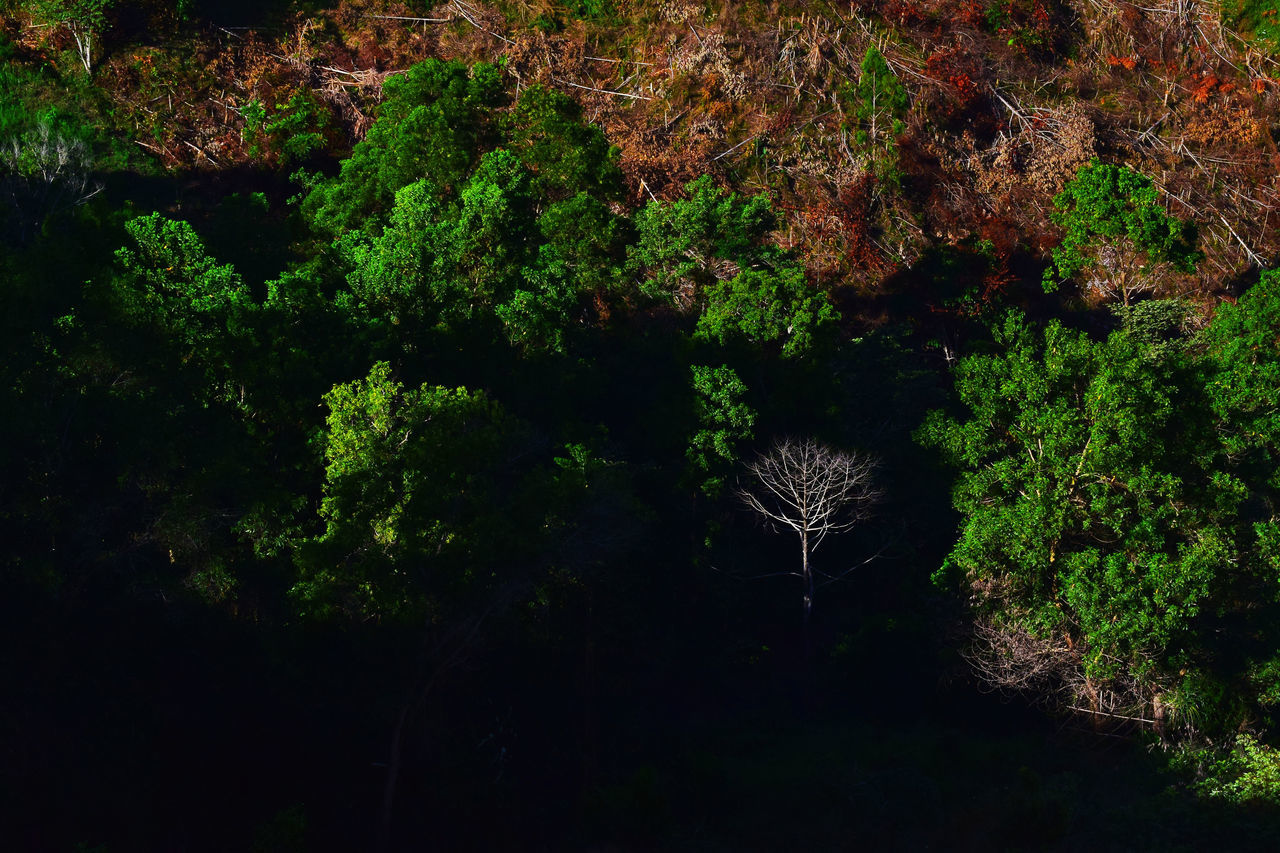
[919,304,1280,733]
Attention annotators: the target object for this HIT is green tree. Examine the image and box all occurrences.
[695,264,839,359]
[292,361,517,621]
[1043,160,1200,298]
[1200,270,1280,717]
[630,175,778,301]
[842,46,908,174]
[918,312,1242,727]
[107,213,257,407]
[338,178,443,335]
[341,155,628,353]
[686,364,756,496]
[243,90,330,166]
[339,150,535,338]
[1202,270,1280,468]
[1188,734,1280,805]
[501,85,623,203]
[497,190,630,351]
[444,148,538,317]
[302,60,504,235]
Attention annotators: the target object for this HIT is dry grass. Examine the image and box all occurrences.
[10,0,1279,299]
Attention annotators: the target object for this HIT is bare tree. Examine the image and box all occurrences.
[738,437,881,626]
[1081,242,1167,306]
[2,124,101,243]
[963,611,1174,736]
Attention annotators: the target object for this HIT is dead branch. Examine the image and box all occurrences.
[363,14,451,23]
[713,134,759,161]
[551,76,652,101]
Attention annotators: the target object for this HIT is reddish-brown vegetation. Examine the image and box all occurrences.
[6,0,1280,303]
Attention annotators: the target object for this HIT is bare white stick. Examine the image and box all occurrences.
[551,76,652,100]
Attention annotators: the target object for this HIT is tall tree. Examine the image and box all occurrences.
[292,360,519,621]
[917,310,1273,732]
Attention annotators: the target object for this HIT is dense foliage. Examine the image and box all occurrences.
[919,299,1280,733]
[1043,160,1201,299]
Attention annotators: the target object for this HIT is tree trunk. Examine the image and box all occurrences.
[801,529,812,624]
[71,27,92,74]
[377,700,413,851]
[581,594,599,790]
[801,528,813,657]
[378,671,440,851]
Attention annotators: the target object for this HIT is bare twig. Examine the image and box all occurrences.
[182,139,219,165]
[363,14,450,23]
[551,76,652,100]
[584,55,654,66]
[713,134,760,161]
[1218,214,1268,267]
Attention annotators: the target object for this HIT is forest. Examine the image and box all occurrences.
[5,0,1280,849]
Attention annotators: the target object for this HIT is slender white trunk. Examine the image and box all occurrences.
[71,27,92,73]
[801,529,812,624]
